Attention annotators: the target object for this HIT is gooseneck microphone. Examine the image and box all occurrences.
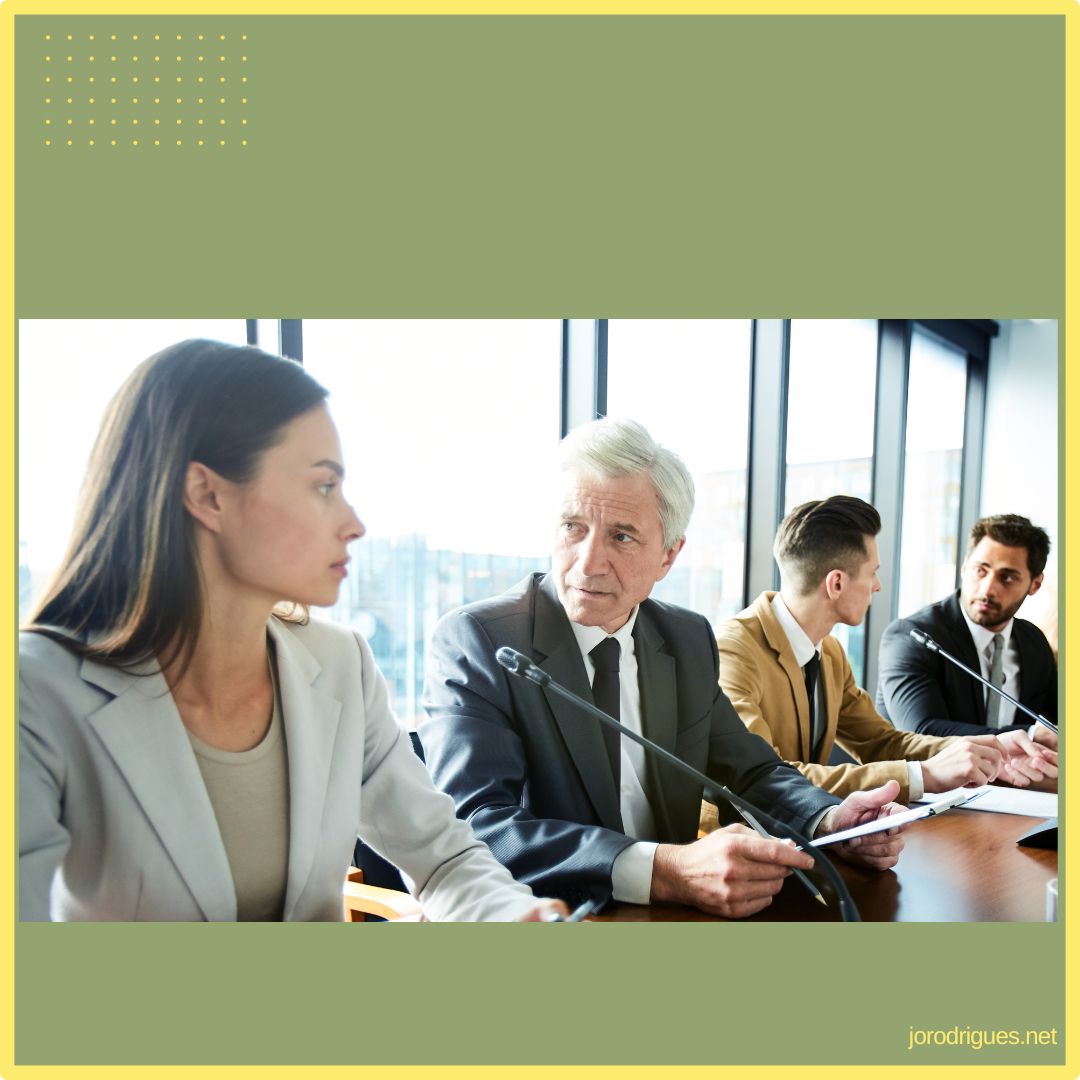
[907,629,1058,849]
[495,646,862,922]
[907,629,1057,736]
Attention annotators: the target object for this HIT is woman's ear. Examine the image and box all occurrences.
[183,461,226,533]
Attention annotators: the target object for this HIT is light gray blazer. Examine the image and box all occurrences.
[19,615,537,921]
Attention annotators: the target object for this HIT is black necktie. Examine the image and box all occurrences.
[803,652,822,760]
[590,637,622,789]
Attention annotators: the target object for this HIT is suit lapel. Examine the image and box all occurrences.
[633,609,679,838]
[83,657,237,921]
[756,594,814,761]
[817,643,842,762]
[944,593,987,723]
[533,575,623,831]
[1012,622,1047,710]
[268,621,343,921]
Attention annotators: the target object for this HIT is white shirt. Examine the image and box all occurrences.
[576,601,840,905]
[960,610,1020,728]
[569,610,659,905]
[772,594,924,800]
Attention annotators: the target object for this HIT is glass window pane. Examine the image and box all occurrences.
[897,327,967,617]
[18,319,248,620]
[303,320,561,726]
[784,319,878,674]
[606,319,752,625]
[784,319,877,508]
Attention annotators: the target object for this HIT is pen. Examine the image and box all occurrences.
[740,806,827,907]
[542,899,599,922]
[928,790,985,815]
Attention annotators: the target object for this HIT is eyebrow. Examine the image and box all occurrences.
[312,459,345,478]
[611,522,642,536]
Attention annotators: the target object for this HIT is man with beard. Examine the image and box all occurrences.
[876,514,1057,750]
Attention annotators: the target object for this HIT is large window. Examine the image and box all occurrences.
[784,319,878,672]
[17,317,998,709]
[18,319,248,621]
[303,320,561,725]
[785,319,877,511]
[606,319,753,624]
[896,326,968,618]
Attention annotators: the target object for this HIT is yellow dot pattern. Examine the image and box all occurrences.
[39,26,250,148]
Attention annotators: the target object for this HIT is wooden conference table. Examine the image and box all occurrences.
[594,809,1058,922]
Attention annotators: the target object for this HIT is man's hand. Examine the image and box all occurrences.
[651,824,816,919]
[994,728,1058,786]
[820,780,906,871]
[1030,723,1058,752]
[921,736,1004,793]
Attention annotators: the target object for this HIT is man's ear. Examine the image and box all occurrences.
[1028,572,1044,597]
[656,537,686,580]
[823,568,845,601]
[183,461,227,533]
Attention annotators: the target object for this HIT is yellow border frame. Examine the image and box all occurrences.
[0,1,1074,1077]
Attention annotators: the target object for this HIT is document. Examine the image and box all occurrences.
[808,790,984,847]
[913,784,1057,819]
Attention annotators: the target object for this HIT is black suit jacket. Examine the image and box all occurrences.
[420,573,840,907]
[876,591,1057,737]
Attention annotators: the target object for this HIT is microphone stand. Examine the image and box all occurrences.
[908,629,1057,849]
[496,647,863,922]
[908,630,1056,734]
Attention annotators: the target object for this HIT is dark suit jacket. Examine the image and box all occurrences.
[420,573,840,907]
[876,591,1057,737]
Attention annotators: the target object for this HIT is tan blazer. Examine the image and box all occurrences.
[19,616,536,922]
[714,592,955,803]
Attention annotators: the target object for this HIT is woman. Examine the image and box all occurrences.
[20,339,564,922]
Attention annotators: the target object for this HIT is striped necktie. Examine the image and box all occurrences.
[985,633,1005,726]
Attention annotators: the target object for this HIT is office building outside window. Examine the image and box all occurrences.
[605,319,752,626]
[896,327,968,618]
[784,319,878,675]
[303,320,561,726]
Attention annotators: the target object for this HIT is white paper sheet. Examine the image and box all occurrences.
[913,784,1057,818]
[808,790,984,848]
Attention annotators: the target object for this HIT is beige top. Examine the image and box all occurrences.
[188,657,290,921]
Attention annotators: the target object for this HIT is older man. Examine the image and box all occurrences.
[715,497,1055,806]
[420,418,905,919]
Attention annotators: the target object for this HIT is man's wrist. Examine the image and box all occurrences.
[649,843,682,904]
[813,806,840,838]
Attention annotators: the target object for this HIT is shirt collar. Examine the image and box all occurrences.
[960,605,1014,656]
[771,592,820,667]
[570,606,640,662]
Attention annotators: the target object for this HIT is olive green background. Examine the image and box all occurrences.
[13,13,1065,1067]
[15,15,1063,317]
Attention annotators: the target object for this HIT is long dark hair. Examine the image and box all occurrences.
[25,339,330,673]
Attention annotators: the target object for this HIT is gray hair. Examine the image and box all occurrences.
[558,417,695,549]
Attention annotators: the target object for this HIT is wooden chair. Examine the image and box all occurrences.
[343,866,424,922]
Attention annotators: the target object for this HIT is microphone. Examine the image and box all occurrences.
[495,646,550,685]
[908,629,1057,849]
[907,630,1056,735]
[495,646,862,921]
